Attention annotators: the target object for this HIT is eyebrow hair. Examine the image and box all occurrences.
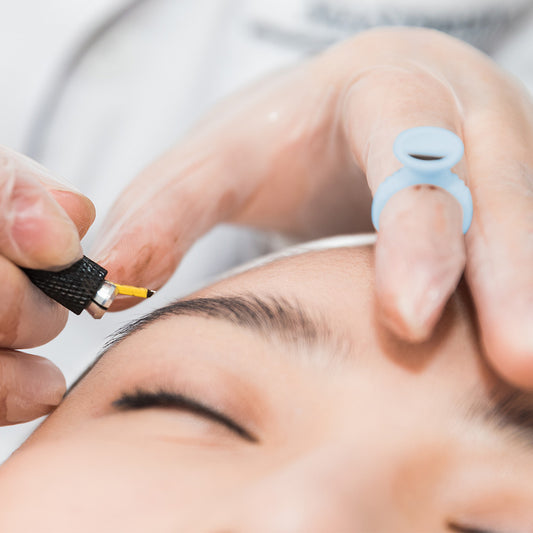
[102,294,341,353]
[467,387,533,451]
[68,294,348,393]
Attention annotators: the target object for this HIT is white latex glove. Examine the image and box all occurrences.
[92,28,533,389]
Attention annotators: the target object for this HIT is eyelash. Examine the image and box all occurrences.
[448,522,500,533]
[112,389,258,444]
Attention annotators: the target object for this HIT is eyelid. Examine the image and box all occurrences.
[112,389,259,444]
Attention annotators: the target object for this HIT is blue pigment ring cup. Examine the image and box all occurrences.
[371,126,473,234]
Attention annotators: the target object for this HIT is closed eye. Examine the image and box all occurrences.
[112,389,258,444]
[448,521,503,533]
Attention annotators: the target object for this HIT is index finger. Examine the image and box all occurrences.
[342,64,467,342]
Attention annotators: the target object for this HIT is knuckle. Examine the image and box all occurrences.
[350,62,455,103]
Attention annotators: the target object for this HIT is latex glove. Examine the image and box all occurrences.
[92,28,533,389]
[0,147,95,425]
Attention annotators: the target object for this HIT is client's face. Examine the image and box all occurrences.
[0,247,532,532]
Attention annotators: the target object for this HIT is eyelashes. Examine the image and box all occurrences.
[112,389,258,444]
[448,522,500,533]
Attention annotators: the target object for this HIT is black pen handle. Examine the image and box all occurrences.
[22,256,108,315]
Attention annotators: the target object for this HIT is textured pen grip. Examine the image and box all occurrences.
[22,256,108,315]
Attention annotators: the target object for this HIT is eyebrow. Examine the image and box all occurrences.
[467,388,533,452]
[69,295,533,451]
[103,294,343,352]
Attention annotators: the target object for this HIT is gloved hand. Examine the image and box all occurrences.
[92,28,533,389]
[0,146,95,425]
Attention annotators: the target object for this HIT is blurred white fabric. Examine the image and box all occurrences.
[0,0,532,461]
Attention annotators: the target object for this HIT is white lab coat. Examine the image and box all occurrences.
[1,0,532,461]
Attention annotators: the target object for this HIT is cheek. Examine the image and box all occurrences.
[0,431,260,533]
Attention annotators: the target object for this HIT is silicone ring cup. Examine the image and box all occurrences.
[371,127,473,234]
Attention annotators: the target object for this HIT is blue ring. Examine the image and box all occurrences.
[371,127,473,234]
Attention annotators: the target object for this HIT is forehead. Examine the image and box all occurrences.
[202,246,376,300]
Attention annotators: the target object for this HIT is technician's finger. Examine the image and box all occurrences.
[0,146,94,269]
[343,66,467,341]
[0,350,65,426]
[90,64,369,305]
[461,104,533,389]
[88,143,233,308]
[0,254,68,349]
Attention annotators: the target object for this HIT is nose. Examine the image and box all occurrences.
[209,444,389,532]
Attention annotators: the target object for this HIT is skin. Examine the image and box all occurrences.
[0,26,532,423]
[0,246,532,532]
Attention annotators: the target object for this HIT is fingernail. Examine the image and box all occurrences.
[377,246,465,342]
[11,193,82,266]
[6,357,66,424]
[39,174,82,194]
[392,280,448,341]
[377,188,465,341]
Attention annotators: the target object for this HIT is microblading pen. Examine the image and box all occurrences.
[22,256,155,319]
